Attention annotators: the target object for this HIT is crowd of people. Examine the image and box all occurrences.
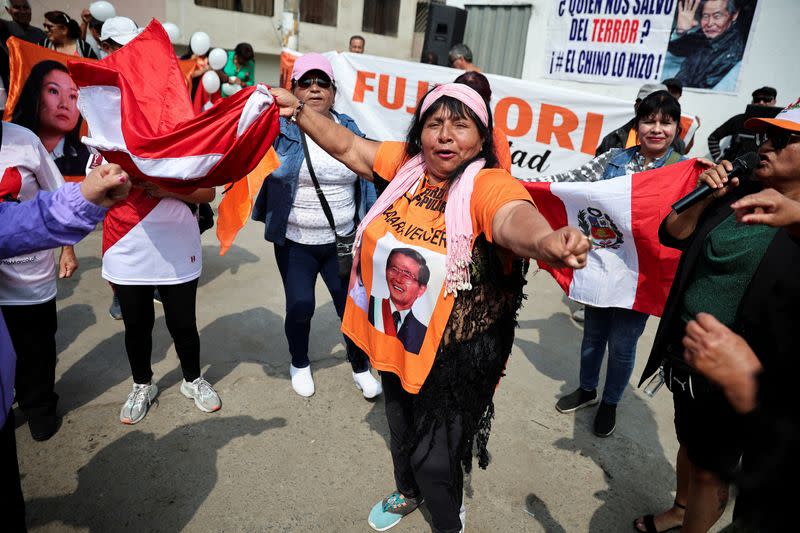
[0,2,796,533]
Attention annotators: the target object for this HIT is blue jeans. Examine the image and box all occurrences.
[579,306,649,405]
[273,239,367,372]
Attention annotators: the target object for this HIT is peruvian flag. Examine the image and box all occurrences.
[68,19,280,191]
[524,159,706,317]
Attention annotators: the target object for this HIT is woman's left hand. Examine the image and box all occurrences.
[538,226,591,269]
[59,246,79,278]
[269,88,300,118]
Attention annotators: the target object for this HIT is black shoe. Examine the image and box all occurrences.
[29,414,61,441]
[555,388,598,413]
[593,402,616,437]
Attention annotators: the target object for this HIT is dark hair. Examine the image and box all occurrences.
[405,88,497,180]
[752,86,777,99]
[663,77,683,96]
[44,11,80,39]
[11,60,82,143]
[234,42,254,63]
[88,16,104,33]
[420,50,438,64]
[349,35,365,45]
[634,90,682,137]
[448,43,473,64]
[454,71,491,103]
[387,248,430,286]
[699,0,737,14]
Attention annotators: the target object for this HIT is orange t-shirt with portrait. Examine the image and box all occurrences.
[341,142,532,394]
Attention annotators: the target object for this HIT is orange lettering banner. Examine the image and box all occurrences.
[324,52,698,180]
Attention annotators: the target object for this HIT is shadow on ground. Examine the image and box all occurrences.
[56,299,356,415]
[26,416,286,532]
[515,303,676,532]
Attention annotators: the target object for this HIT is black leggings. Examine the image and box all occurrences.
[1,298,58,420]
[1,410,26,532]
[382,372,464,533]
[115,280,201,384]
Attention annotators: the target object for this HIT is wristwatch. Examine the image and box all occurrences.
[290,100,305,123]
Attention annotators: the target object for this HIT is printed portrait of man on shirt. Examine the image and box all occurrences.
[368,247,432,355]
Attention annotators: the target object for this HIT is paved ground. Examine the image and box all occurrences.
[16,215,734,532]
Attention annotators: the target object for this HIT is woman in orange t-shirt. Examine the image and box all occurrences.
[269,83,590,532]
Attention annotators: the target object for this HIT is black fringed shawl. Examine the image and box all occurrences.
[405,234,527,476]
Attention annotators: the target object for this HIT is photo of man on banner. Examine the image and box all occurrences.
[662,0,760,92]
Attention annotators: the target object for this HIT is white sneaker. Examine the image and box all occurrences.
[571,306,585,323]
[180,376,221,413]
[353,369,382,399]
[290,364,315,397]
[120,382,158,425]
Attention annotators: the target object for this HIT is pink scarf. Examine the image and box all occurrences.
[354,83,489,297]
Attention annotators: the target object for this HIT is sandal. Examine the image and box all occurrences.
[632,501,686,533]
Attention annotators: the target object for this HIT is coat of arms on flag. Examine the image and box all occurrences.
[578,207,624,249]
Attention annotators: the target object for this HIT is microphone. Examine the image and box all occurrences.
[672,152,760,214]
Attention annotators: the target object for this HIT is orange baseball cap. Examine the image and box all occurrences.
[745,97,800,133]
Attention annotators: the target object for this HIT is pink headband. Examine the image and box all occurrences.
[419,83,489,127]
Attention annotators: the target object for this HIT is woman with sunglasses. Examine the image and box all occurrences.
[252,53,381,399]
[633,100,800,533]
[40,11,97,58]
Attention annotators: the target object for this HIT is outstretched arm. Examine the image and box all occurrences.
[492,200,591,268]
[269,88,381,179]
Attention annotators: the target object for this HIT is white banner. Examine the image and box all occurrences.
[328,52,634,180]
[543,0,676,85]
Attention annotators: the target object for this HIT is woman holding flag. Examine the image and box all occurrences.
[546,91,690,438]
[268,82,590,532]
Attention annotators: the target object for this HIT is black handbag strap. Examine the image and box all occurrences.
[300,132,339,237]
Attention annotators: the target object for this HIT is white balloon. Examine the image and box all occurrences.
[221,83,242,96]
[202,71,221,94]
[89,1,115,22]
[162,22,180,44]
[208,48,228,71]
[190,32,211,56]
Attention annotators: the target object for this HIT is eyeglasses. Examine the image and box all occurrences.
[757,129,800,150]
[752,96,774,104]
[387,265,418,284]
[297,76,332,89]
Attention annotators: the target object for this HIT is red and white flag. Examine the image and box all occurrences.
[524,160,706,317]
[68,19,280,191]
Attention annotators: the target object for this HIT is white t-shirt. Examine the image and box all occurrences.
[92,157,203,285]
[0,123,65,305]
[285,118,357,245]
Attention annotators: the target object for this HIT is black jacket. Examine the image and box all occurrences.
[668,25,744,89]
[639,182,800,385]
[706,113,759,163]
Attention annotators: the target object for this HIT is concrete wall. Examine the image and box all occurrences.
[446,0,800,158]
[25,0,165,27]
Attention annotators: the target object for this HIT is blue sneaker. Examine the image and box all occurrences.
[368,491,422,531]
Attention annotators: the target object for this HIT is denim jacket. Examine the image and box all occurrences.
[600,145,685,181]
[252,111,376,244]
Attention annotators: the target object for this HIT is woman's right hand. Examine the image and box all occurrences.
[696,160,740,200]
[269,88,300,118]
[80,163,131,208]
